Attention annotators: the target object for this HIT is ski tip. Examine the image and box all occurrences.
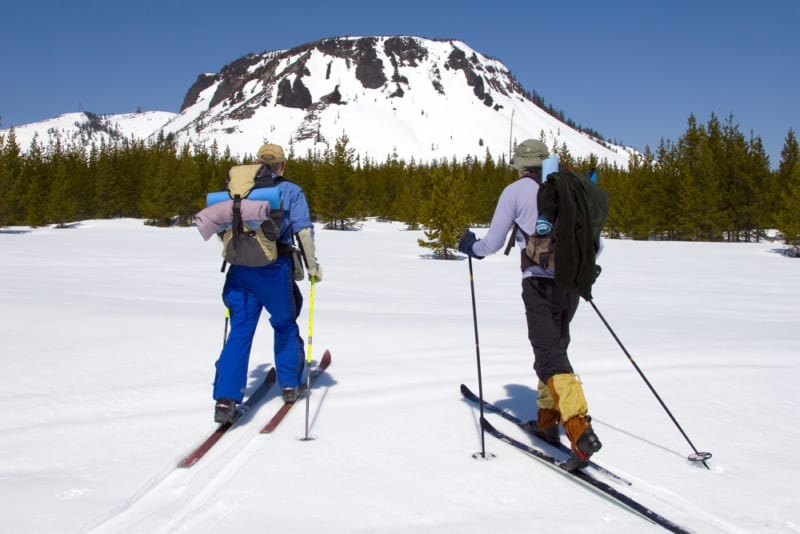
[320,349,332,367]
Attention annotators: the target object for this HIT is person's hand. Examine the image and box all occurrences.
[308,264,322,283]
[458,230,484,259]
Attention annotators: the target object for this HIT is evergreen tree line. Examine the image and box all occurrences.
[1,113,798,255]
[601,113,799,248]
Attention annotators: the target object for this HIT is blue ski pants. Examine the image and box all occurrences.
[213,256,305,402]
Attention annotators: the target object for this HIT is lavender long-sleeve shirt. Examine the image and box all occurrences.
[472,177,553,279]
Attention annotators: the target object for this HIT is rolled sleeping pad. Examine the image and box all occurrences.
[206,187,282,207]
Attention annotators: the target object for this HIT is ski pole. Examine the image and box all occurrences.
[223,307,230,346]
[302,275,317,441]
[588,299,712,468]
[467,256,492,460]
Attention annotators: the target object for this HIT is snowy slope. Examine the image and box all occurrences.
[1,219,798,533]
[6,110,176,151]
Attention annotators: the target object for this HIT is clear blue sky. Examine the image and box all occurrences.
[1,0,797,167]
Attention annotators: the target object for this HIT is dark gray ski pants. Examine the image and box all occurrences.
[521,276,580,383]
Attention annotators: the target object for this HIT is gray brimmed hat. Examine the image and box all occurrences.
[511,139,549,171]
[257,143,286,164]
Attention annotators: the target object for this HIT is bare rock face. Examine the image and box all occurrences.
[179,35,511,117]
[277,77,312,109]
[445,48,493,107]
[181,73,218,112]
[354,37,387,89]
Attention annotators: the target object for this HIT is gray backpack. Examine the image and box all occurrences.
[220,164,284,267]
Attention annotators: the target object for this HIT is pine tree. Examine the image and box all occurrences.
[699,114,727,240]
[651,139,682,239]
[117,138,149,218]
[742,133,771,241]
[139,134,178,226]
[0,128,24,225]
[315,134,356,229]
[606,151,654,239]
[174,144,202,226]
[92,139,124,218]
[22,137,48,227]
[720,114,753,241]
[674,114,723,240]
[748,135,778,238]
[342,143,368,223]
[383,157,412,224]
[775,129,800,251]
[45,135,80,227]
[417,160,471,259]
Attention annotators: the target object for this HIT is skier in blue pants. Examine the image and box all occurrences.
[212,143,322,423]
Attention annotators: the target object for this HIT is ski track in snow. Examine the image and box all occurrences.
[85,395,297,533]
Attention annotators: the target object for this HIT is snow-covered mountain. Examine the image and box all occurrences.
[5,110,176,151]
[3,36,632,167]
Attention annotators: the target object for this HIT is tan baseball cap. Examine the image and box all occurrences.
[257,143,286,164]
[510,139,549,171]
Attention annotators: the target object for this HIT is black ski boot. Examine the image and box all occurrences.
[214,398,238,424]
[520,420,561,446]
[562,428,602,472]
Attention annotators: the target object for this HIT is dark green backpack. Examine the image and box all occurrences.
[525,168,609,300]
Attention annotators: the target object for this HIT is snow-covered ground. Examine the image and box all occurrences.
[1,218,798,533]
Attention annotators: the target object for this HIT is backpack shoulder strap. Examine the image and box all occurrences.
[504,173,542,255]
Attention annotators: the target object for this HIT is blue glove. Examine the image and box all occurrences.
[535,217,553,235]
[458,230,484,259]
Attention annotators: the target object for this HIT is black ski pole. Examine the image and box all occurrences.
[223,307,230,346]
[467,256,493,460]
[588,299,712,468]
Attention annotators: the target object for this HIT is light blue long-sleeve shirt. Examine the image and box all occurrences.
[274,176,313,244]
[472,176,553,279]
